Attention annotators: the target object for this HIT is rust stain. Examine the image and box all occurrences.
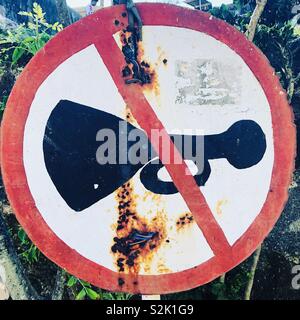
[142,190,162,203]
[157,258,172,274]
[216,199,228,216]
[112,29,172,286]
[125,104,138,126]
[119,29,167,100]
[176,212,194,230]
[143,67,160,97]
[111,180,167,280]
[137,41,160,97]
[119,30,153,86]
[138,45,169,97]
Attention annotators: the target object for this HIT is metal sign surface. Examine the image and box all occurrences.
[0,4,295,294]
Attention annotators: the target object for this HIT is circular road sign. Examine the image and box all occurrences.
[0,4,295,294]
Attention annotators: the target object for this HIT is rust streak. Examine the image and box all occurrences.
[111,104,167,278]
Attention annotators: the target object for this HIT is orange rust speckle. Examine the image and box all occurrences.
[143,68,159,97]
[137,41,160,97]
[125,105,138,126]
[157,259,172,274]
[137,40,145,62]
[176,212,194,230]
[111,180,167,275]
[142,190,162,203]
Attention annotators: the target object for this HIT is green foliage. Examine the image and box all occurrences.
[0,2,63,121]
[210,281,228,300]
[254,22,300,101]
[66,275,133,300]
[231,0,299,26]
[17,227,40,264]
[255,22,295,68]
[0,96,8,119]
[0,3,63,66]
[233,0,254,12]
[261,0,299,26]
[209,270,252,300]
[210,4,238,25]
[210,3,250,32]
[210,1,300,102]
[226,271,251,300]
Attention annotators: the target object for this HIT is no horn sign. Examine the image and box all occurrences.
[0,4,295,294]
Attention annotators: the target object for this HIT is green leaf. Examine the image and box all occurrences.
[41,34,51,43]
[17,228,27,244]
[86,288,99,300]
[33,2,45,20]
[0,39,11,45]
[67,276,77,287]
[25,43,38,55]
[31,246,39,262]
[102,292,115,300]
[52,22,59,29]
[35,38,46,51]
[76,289,86,300]
[12,47,25,65]
[0,96,8,112]
[23,36,35,43]
[80,280,91,287]
[113,292,133,300]
[18,11,33,17]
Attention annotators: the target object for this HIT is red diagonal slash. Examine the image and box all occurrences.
[94,33,231,257]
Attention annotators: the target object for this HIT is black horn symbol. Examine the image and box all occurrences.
[43,100,267,212]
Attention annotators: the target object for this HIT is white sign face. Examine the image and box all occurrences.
[23,25,273,274]
[2,5,293,294]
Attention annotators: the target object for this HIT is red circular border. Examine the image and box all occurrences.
[0,4,296,294]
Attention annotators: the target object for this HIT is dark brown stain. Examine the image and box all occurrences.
[120,30,153,85]
[118,277,125,286]
[176,212,194,230]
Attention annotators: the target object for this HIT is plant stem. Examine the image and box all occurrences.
[219,273,226,284]
[0,211,42,300]
[244,245,262,300]
[54,0,72,26]
[246,0,268,42]
[51,269,66,300]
